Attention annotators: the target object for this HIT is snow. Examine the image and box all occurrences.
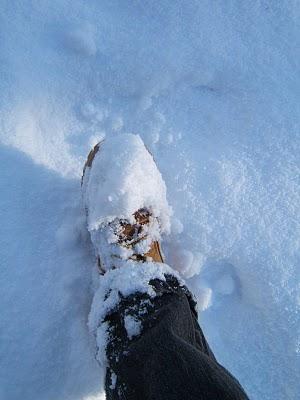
[215,274,235,296]
[82,133,171,232]
[124,315,142,340]
[64,24,97,57]
[109,372,117,390]
[1,1,300,400]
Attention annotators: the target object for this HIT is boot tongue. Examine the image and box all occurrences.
[134,208,150,225]
[118,208,150,245]
[120,223,136,241]
[116,209,163,263]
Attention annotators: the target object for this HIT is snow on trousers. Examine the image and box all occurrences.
[104,275,249,400]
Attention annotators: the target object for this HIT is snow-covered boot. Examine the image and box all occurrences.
[81,134,171,274]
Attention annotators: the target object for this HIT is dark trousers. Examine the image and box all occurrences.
[104,275,249,400]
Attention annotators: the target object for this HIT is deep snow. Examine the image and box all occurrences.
[1,1,299,399]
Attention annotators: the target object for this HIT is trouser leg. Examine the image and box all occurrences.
[104,275,249,400]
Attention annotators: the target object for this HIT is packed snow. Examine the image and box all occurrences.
[1,1,299,400]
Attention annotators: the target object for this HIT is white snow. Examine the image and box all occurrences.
[1,1,299,400]
[123,315,142,340]
[64,23,97,57]
[109,372,117,390]
[196,287,213,312]
[82,134,172,232]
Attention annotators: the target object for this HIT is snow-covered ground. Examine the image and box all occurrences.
[1,1,299,399]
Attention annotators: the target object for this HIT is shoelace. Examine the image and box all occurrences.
[95,209,161,274]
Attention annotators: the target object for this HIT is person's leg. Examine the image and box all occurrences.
[83,136,249,399]
[104,274,249,400]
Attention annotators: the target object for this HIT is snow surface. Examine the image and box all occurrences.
[1,1,300,400]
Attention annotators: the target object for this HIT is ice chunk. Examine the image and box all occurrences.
[170,249,204,278]
[196,287,213,311]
